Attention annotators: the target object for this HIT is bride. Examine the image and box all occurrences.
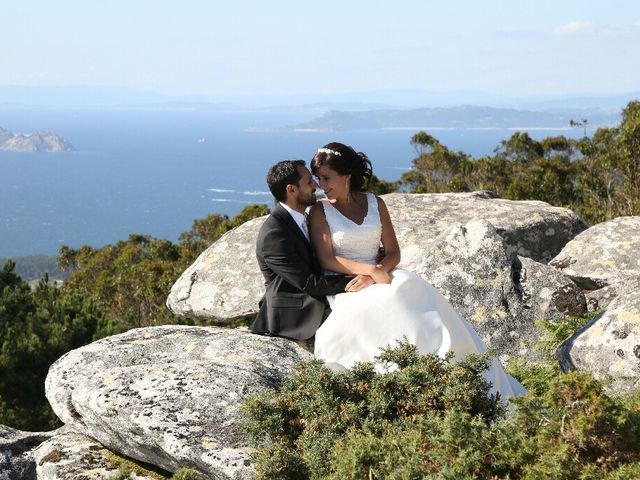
[308,142,525,400]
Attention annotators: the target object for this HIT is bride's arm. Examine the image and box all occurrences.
[308,202,390,283]
[375,196,401,273]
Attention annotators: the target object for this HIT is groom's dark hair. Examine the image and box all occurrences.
[267,160,306,202]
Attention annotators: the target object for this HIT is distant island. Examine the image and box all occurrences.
[0,127,75,152]
[290,105,620,132]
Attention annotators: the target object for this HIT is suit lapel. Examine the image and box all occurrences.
[273,205,313,253]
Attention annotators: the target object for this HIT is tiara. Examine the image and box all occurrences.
[317,148,341,156]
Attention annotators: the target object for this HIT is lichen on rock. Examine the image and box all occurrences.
[45,326,311,479]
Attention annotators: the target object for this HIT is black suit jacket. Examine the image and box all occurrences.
[250,204,349,340]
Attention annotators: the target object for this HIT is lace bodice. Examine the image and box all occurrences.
[319,193,382,265]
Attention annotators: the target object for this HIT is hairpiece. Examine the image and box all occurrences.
[317,148,342,156]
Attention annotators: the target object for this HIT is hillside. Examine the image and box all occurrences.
[292,105,619,131]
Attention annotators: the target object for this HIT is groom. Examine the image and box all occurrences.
[250,160,372,342]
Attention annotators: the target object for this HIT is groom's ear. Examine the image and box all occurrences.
[284,183,297,200]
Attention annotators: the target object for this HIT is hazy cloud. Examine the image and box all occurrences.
[553,20,592,36]
[635,20,640,28]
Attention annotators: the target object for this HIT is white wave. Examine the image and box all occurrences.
[210,198,251,204]
[207,188,236,193]
[242,190,271,196]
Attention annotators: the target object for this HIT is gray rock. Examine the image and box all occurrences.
[166,217,265,322]
[550,216,640,288]
[414,220,584,361]
[34,431,160,480]
[557,282,640,394]
[585,284,621,312]
[385,191,586,266]
[515,256,587,323]
[168,192,586,323]
[0,425,59,480]
[45,326,312,479]
[414,219,521,359]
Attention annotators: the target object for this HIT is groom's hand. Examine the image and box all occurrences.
[345,275,374,292]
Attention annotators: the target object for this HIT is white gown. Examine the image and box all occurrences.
[314,193,526,400]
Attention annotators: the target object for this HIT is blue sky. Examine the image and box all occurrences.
[2,0,640,99]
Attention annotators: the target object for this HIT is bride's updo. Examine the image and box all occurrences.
[311,142,373,192]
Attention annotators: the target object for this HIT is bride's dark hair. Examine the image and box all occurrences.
[310,142,373,192]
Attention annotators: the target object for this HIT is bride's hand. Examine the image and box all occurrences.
[369,265,391,284]
[345,274,374,292]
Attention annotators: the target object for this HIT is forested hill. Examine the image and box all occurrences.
[0,255,67,282]
[293,105,619,131]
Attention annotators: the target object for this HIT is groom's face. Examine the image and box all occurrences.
[293,166,318,208]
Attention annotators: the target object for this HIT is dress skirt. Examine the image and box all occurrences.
[314,269,526,400]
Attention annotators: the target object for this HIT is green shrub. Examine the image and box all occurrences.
[0,261,102,430]
[244,342,640,479]
[506,314,595,397]
[244,342,503,479]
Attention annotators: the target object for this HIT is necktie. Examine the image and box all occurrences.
[301,213,310,241]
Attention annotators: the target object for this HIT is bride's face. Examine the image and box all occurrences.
[315,165,351,201]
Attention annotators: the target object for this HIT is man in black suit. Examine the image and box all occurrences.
[250,160,372,342]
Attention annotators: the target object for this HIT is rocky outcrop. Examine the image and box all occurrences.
[45,326,311,479]
[557,280,640,394]
[385,191,586,264]
[549,217,640,394]
[0,128,74,152]
[0,424,59,480]
[34,430,161,480]
[167,192,586,324]
[550,216,640,288]
[413,220,585,361]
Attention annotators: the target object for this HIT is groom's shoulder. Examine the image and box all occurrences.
[258,208,288,236]
[256,211,292,254]
[264,206,288,226]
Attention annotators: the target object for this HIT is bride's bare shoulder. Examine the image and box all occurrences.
[373,194,389,209]
[309,200,326,218]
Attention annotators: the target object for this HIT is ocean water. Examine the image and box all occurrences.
[0,108,583,257]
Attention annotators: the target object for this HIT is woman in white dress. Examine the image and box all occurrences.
[308,142,525,400]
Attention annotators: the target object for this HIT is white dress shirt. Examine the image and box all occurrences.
[280,202,309,241]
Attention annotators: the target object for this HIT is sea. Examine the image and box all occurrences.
[0,108,586,258]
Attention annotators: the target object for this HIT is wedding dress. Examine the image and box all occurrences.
[314,193,526,400]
